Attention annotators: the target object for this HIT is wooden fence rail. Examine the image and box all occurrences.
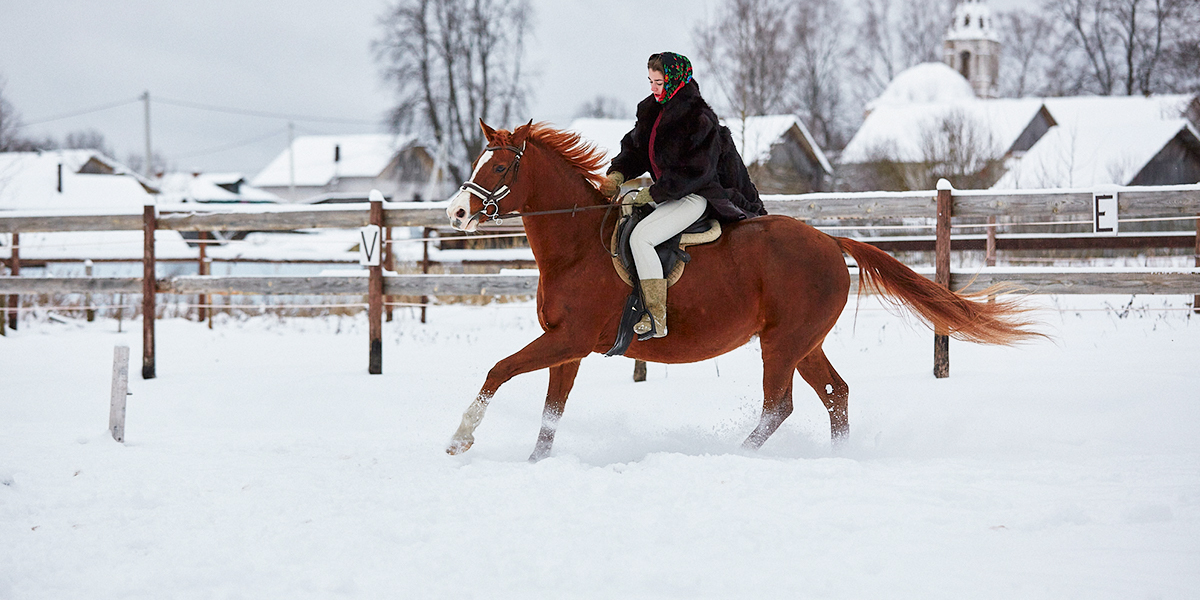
[3,184,1199,234]
[3,183,1198,379]
[4,270,1199,297]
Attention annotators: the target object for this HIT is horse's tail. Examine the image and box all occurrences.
[835,237,1044,345]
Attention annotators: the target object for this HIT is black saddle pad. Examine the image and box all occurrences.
[615,204,707,283]
[605,206,708,357]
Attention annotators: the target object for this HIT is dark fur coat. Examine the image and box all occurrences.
[608,80,767,223]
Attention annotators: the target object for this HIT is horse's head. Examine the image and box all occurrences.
[447,119,534,232]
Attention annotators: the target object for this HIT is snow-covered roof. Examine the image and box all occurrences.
[869,62,976,110]
[0,150,156,212]
[842,98,1046,164]
[251,134,419,188]
[722,115,833,174]
[156,172,281,204]
[1040,94,1196,127]
[569,115,832,174]
[993,118,1198,189]
[993,94,1198,188]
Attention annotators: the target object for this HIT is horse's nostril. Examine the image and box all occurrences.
[455,208,466,219]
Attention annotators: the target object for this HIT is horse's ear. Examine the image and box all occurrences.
[511,119,534,146]
[479,119,498,143]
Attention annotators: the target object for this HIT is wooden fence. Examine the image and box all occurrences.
[3,183,1199,379]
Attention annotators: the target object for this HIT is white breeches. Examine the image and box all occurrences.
[630,193,708,280]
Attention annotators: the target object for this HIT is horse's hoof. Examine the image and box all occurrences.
[446,437,474,455]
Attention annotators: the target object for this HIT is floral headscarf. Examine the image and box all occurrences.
[656,52,693,104]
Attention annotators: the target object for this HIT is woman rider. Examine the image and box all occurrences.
[599,52,766,338]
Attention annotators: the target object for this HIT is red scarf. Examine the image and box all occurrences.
[648,111,664,180]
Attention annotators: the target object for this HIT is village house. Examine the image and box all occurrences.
[838,0,1200,192]
[0,149,157,212]
[0,150,198,266]
[155,172,281,205]
[251,133,450,204]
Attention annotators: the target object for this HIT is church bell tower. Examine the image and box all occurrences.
[943,0,1001,99]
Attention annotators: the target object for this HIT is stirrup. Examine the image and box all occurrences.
[634,314,653,335]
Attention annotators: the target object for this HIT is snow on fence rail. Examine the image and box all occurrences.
[3,183,1199,378]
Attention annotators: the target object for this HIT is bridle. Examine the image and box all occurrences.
[456,140,630,254]
[457,142,526,226]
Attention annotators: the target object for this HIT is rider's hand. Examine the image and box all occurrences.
[631,187,654,206]
[599,172,625,198]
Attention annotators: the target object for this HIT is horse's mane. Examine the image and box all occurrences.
[525,122,610,190]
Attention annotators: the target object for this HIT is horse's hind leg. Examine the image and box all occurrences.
[796,348,849,444]
[742,354,797,450]
[529,359,581,462]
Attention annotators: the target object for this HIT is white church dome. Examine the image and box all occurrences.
[870,62,976,108]
[947,0,1000,42]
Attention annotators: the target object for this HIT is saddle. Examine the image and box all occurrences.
[609,205,722,289]
[605,201,722,357]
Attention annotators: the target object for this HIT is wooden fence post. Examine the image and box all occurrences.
[142,203,156,380]
[7,232,18,331]
[368,193,384,374]
[633,360,647,382]
[986,215,997,267]
[421,227,431,324]
[110,345,130,443]
[933,179,952,379]
[197,231,208,323]
[85,260,96,322]
[384,225,394,323]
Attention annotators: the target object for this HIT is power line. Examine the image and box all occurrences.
[173,127,290,159]
[19,97,143,127]
[154,96,379,125]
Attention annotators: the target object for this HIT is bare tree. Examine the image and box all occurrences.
[373,0,532,182]
[63,129,114,156]
[997,9,1058,97]
[850,0,956,106]
[791,0,850,150]
[693,0,795,119]
[574,96,628,119]
[1158,0,1200,93]
[918,109,1004,189]
[0,76,20,152]
[123,151,169,177]
[0,76,51,152]
[1050,0,1189,96]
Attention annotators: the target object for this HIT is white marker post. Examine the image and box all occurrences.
[1093,191,1119,236]
[358,223,382,266]
[110,345,130,443]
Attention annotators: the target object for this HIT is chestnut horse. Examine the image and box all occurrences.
[444,120,1039,461]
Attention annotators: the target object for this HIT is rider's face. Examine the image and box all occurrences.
[648,69,665,101]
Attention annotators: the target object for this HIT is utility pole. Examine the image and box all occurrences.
[288,121,296,200]
[142,91,153,178]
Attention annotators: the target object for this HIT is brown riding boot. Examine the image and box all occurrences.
[634,278,668,338]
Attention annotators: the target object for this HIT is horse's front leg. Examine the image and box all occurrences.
[529,359,582,462]
[447,332,588,455]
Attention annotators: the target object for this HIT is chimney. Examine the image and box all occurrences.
[57,163,63,193]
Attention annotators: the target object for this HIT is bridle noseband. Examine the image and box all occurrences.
[458,142,526,226]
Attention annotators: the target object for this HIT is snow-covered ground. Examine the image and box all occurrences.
[2,295,1198,599]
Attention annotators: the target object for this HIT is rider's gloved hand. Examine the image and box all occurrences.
[599,172,625,198]
[631,187,654,206]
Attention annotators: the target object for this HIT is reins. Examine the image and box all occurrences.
[471,192,627,258]
[459,136,632,256]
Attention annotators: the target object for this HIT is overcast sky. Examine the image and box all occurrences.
[1,0,1030,177]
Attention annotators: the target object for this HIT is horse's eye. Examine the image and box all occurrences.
[493,164,507,173]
